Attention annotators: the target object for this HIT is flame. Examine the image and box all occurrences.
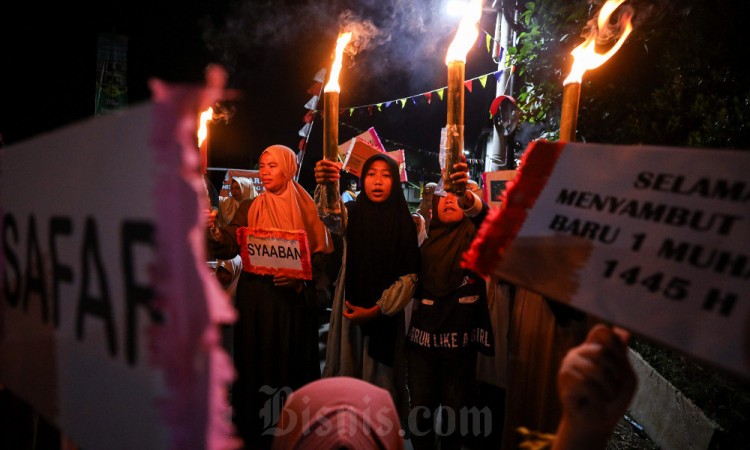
[324,32,353,93]
[563,0,633,85]
[197,106,213,147]
[445,0,483,64]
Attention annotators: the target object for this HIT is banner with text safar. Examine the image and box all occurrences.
[0,81,236,449]
[465,141,750,379]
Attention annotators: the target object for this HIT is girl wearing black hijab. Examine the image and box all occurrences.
[314,153,420,425]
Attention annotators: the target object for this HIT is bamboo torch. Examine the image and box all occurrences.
[444,0,482,196]
[323,32,352,214]
[197,106,213,175]
[560,0,633,142]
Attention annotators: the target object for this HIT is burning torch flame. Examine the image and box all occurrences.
[324,32,353,93]
[197,106,213,147]
[445,0,483,64]
[563,0,633,85]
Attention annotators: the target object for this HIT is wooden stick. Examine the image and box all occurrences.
[560,82,581,142]
[445,60,466,196]
[323,91,340,213]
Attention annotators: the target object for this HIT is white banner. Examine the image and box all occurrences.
[467,141,750,379]
[1,105,167,448]
[1,85,236,448]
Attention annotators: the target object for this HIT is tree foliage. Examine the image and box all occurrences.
[507,0,750,149]
[504,2,750,446]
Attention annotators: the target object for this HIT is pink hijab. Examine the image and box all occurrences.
[272,377,405,450]
[247,145,333,255]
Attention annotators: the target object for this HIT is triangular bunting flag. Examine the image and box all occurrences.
[298,122,312,137]
[313,68,327,83]
[299,138,307,151]
[308,68,514,119]
[307,82,322,96]
[304,95,319,110]
[485,34,492,53]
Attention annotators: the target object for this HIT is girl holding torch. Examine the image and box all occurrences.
[314,154,420,427]
[406,154,493,450]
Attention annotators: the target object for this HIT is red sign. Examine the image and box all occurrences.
[238,228,312,280]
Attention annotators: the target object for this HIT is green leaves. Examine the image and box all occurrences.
[505,0,750,149]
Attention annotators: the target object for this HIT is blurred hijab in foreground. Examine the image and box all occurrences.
[272,376,404,450]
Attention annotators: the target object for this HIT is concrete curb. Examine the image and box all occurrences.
[628,349,720,450]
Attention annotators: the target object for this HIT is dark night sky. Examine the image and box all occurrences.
[1,0,502,191]
[1,1,221,143]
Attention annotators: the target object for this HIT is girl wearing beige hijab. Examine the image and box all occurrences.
[231,145,333,450]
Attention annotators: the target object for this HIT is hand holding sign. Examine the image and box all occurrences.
[273,275,304,293]
[554,324,636,450]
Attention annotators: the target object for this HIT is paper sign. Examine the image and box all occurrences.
[1,105,167,448]
[0,105,171,449]
[0,94,237,449]
[238,228,312,280]
[338,127,386,161]
[337,139,353,161]
[387,149,408,183]
[360,127,386,152]
[220,168,264,197]
[439,127,447,170]
[341,139,384,177]
[340,140,406,182]
[465,140,750,379]
[482,170,517,207]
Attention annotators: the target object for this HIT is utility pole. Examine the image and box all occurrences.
[485,0,515,172]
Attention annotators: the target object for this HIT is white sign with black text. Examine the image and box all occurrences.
[485,142,749,378]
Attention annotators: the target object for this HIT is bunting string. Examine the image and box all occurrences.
[298,29,509,181]
[479,27,505,64]
[310,66,514,116]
